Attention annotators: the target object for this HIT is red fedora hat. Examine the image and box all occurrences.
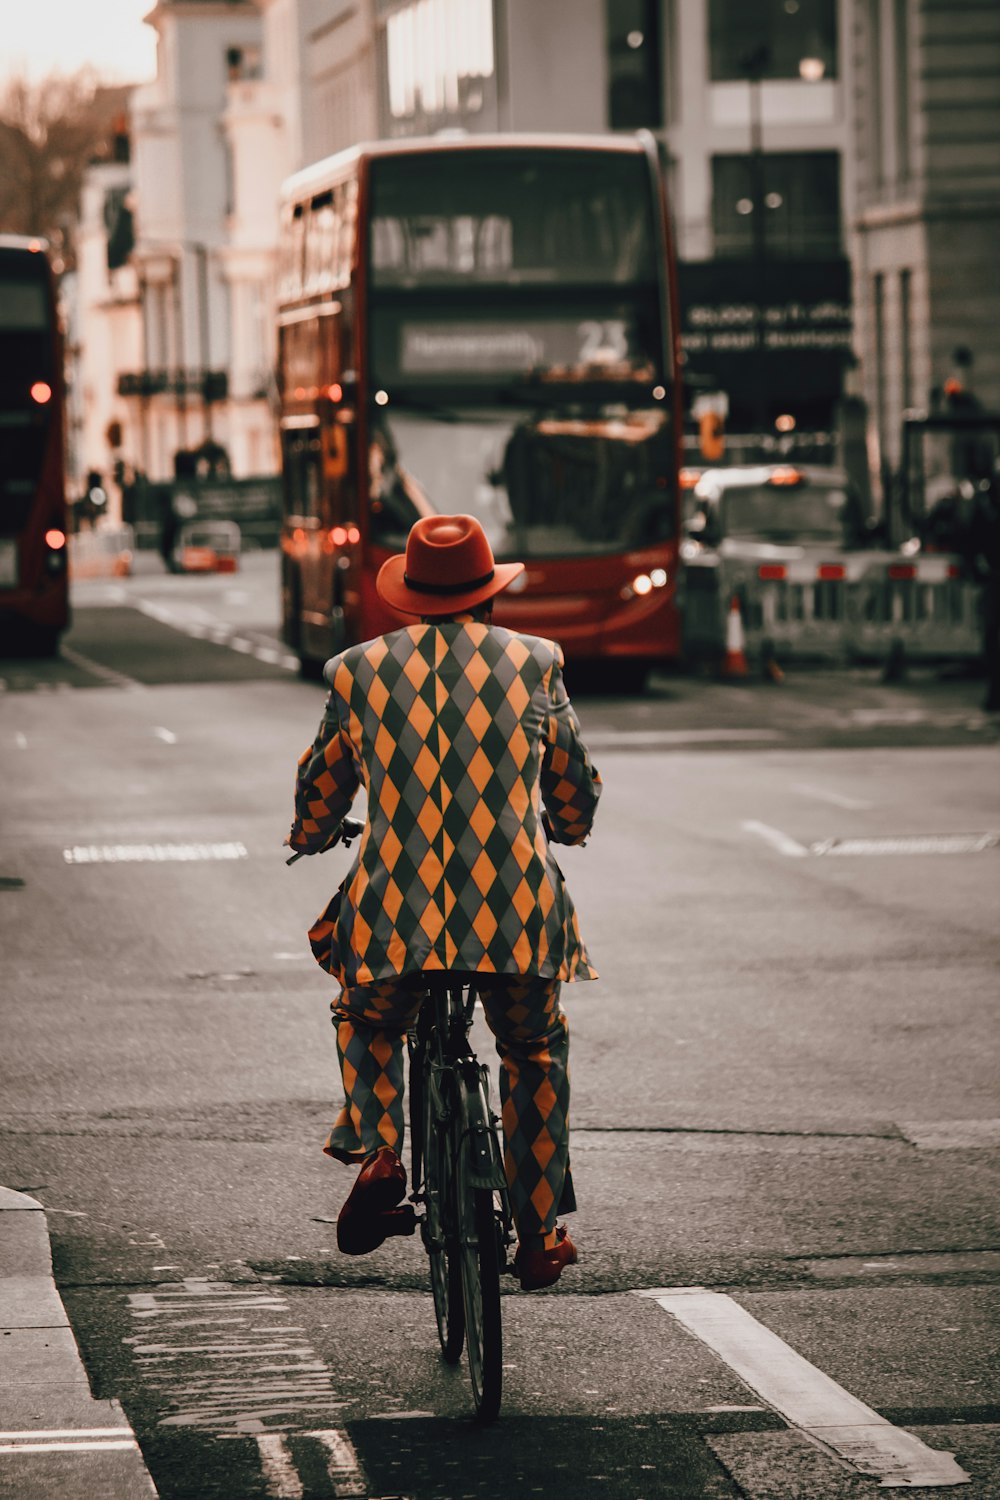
[376,514,524,617]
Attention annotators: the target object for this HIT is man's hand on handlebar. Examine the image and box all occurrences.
[285,816,364,864]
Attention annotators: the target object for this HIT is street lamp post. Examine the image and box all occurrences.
[742,44,771,456]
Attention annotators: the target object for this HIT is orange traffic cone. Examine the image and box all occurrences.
[722,594,749,677]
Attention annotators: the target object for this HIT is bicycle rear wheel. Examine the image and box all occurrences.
[456,1139,503,1421]
[422,1068,464,1363]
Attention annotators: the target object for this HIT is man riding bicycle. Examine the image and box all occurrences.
[287,514,601,1290]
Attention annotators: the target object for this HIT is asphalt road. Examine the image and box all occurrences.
[1,550,998,1500]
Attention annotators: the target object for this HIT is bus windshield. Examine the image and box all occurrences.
[368,148,663,385]
[368,403,674,559]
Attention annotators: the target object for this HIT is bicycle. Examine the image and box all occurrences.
[287,817,514,1422]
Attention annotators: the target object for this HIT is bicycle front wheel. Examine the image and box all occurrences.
[423,1068,464,1363]
[456,1141,503,1421]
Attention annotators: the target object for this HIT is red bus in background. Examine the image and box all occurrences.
[276,133,682,690]
[0,236,69,656]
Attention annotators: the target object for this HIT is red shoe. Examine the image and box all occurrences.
[513,1225,578,1290]
[337,1146,415,1256]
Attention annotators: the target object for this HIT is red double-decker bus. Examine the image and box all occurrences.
[276,133,682,688]
[0,236,69,656]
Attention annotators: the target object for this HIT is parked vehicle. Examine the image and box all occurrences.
[0,236,69,656]
[683,464,872,556]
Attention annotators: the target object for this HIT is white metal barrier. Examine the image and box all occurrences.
[683,551,982,667]
[68,524,135,580]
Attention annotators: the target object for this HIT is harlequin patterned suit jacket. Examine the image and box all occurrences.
[288,620,602,988]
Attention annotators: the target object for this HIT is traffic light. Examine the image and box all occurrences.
[699,410,725,462]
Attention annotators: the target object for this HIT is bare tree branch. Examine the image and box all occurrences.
[0,69,131,266]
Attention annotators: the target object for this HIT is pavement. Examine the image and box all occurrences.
[0,1185,158,1499]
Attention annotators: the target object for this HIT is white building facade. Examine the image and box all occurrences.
[71,158,144,519]
[122,0,280,481]
[71,0,998,508]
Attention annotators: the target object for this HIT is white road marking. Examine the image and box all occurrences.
[742,820,809,857]
[309,1429,368,1498]
[60,642,144,691]
[812,832,1000,856]
[586,728,783,746]
[0,1429,135,1441]
[899,1118,1000,1150]
[256,1434,304,1498]
[126,1279,341,1432]
[744,823,1000,859]
[806,1249,1000,1279]
[15,732,27,748]
[133,598,297,671]
[0,1439,140,1454]
[792,782,873,811]
[64,842,248,864]
[152,726,178,744]
[637,1288,971,1488]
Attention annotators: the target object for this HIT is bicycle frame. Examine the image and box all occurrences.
[409,978,509,1222]
[407,975,512,1420]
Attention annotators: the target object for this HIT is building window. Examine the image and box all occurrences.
[226,45,262,82]
[892,0,910,185]
[708,0,837,82]
[873,271,887,463]
[712,151,841,258]
[899,268,913,410]
[607,0,663,129]
[865,0,883,192]
[385,0,494,121]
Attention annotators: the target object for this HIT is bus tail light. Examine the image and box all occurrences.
[758,564,787,580]
[327,525,360,548]
[888,563,916,581]
[31,382,53,404]
[620,568,668,600]
[817,564,845,581]
[45,527,67,572]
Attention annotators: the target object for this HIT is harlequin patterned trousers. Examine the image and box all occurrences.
[324,975,575,1250]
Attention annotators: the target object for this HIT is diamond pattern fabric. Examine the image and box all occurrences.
[323,974,574,1244]
[289,622,601,988]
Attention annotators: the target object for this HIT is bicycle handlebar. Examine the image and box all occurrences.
[285,815,364,864]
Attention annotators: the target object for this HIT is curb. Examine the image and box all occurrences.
[0,1185,158,1499]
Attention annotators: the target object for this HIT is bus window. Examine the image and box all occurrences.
[281,204,307,303]
[306,193,337,296]
[335,179,357,288]
[369,150,656,288]
[282,429,323,520]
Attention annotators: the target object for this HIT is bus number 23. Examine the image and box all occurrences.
[577,319,629,363]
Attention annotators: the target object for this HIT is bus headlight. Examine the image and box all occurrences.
[620,568,668,600]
